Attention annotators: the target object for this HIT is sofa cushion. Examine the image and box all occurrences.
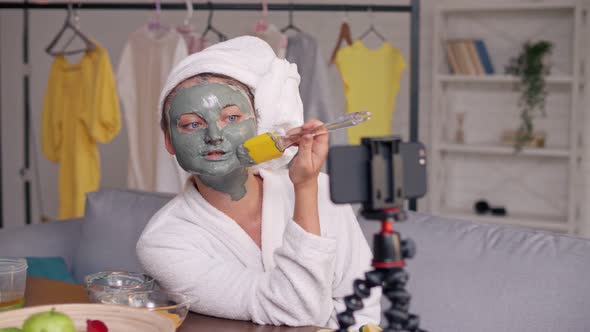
[26,257,76,284]
[358,212,590,332]
[0,219,83,272]
[72,189,174,283]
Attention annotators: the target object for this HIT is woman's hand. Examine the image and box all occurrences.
[288,119,329,189]
[289,120,328,236]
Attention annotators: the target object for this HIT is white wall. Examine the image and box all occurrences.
[1,0,587,236]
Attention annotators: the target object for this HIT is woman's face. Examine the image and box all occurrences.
[167,82,257,177]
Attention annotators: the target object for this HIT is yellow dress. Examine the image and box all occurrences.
[41,44,121,219]
[335,40,406,144]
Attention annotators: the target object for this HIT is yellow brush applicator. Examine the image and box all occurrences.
[241,111,371,165]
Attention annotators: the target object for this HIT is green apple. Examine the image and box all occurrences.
[0,328,23,332]
[22,309,75,332]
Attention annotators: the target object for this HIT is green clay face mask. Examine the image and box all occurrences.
[168,82,257,200]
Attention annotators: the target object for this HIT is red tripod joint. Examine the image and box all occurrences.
[381,220,394,234]
[372,260,406,268]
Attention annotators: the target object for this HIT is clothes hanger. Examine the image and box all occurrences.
[45,2,95,56]
[329,11,353,64]
[148,0,169,32]
[280,3,301,34]
[254,0,288,57]
[357,7,386,42]
[177,0,196,31]
[202,2,227,42]
[147,0,160,30]
[184,0,194,27]
[58,3,83,52]
[254,0,269,33]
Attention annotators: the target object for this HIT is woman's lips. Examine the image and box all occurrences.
[203,150,227,160]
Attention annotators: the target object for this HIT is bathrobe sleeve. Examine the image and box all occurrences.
[328,203,382,328]
[137,213,337,327]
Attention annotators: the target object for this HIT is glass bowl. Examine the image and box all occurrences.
[85,271,156,303]
[98,291,191,329]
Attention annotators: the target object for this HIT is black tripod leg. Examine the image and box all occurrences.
[335,270,385,332]
[382,268,427,332]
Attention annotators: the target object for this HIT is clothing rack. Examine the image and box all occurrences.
[0,1,421,227]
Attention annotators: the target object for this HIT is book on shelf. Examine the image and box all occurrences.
[447,40,474,75]
[445,43,461,75]
[466,41,485,75]
[456,41,477,75]
[445,39,494,75]
[474,39,495,74]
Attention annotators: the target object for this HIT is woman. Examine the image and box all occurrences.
[136,36,380,329]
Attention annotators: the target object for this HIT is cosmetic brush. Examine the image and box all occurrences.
[239,111,371,165]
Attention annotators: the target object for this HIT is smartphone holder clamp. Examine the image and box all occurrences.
[335,138,427,332]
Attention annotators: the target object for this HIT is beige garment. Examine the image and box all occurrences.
[117,25,190,193]
[176,26,204,54]
[254,24,288,58]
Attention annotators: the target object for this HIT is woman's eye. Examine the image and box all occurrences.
[177,113,206,132]
[180,122,202,130]
[226,115,240,122]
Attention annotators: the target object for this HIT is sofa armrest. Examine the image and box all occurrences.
[0,218,83,272]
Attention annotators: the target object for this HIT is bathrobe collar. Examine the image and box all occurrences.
[180,169,294,271]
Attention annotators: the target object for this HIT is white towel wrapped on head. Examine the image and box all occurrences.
[159,36,304,171]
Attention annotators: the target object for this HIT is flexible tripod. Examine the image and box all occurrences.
[331,137,428,332]
[335,208,427,332]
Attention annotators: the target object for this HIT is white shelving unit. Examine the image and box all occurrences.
[438,143,571,158]
[436,74,574,85]
[441,208,570,233]
[429,1,586,234]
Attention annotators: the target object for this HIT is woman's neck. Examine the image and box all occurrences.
[193,169,262,216]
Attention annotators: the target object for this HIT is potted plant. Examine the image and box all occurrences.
[505,40,553,151]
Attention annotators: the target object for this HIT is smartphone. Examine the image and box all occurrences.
[327,139,427,205]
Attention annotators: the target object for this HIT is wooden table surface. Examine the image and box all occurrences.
[25,276,319,332]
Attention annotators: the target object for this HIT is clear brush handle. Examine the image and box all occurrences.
[323,110,372,132]
[276,111,371,150]
[284,111,371,140]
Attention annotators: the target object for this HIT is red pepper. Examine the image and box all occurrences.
[86,319,109,332]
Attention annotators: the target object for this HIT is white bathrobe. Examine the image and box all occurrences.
[136,169,381,328]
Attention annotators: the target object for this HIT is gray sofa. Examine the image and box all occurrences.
[1,189,590,332]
